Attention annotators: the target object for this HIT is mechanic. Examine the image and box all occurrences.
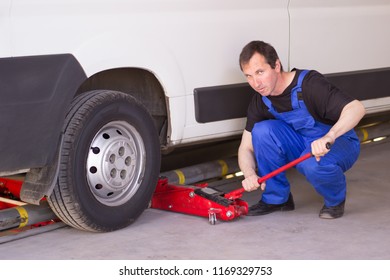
[238,40,366,219]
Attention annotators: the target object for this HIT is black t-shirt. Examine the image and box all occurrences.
[245,69,355,132]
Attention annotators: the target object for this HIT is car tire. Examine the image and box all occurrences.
[48,90,161,232]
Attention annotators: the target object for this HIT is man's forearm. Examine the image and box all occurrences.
[325,100,366,142]
[238,148,257,178]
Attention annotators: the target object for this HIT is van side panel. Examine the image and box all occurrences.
[289,0,390,73]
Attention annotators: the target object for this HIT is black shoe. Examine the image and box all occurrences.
[319,200,345,219]
[247,193,295,216]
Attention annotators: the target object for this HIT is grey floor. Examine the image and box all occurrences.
[1,139,390,260]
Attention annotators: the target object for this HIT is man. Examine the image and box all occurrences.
[238,41,366,219]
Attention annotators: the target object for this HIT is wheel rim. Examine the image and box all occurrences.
[86,120,146,206]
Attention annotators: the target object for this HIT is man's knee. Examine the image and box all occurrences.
[252,120,281,139]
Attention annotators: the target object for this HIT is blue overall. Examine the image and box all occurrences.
[251,70,360,207]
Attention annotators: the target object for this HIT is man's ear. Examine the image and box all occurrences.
[275,59,281,72]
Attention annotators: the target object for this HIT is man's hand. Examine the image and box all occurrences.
[311,99,365,162]
[242,174,266,192]
[311,135,333,161]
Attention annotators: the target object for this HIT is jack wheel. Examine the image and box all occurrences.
[209,212,217,225]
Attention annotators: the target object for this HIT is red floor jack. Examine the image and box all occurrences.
[151,152,313,224]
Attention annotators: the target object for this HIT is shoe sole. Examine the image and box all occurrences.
[319,213,344,219]
[247,205,295,216]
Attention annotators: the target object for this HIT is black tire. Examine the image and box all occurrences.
[48,90,161,232]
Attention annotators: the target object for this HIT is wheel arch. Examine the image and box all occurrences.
[76,67,169,147]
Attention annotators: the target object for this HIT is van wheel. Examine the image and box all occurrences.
[48,90,161,232]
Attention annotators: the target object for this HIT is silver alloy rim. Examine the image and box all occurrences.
[86,121,146,206]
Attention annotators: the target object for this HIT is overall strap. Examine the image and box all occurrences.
[291,70,309,109]
[262,94,272,109]
[262,69,310,111]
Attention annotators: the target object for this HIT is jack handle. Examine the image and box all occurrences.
[225,143,331,200]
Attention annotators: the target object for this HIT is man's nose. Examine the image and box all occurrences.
[253,77,262,88]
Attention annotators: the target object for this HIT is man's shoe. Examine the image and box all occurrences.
[247,193,295,216]
[319,200,345,219]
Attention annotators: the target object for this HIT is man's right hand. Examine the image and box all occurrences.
[242,174,266,192]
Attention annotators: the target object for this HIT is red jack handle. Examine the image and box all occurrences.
[225,152,310,199]
[257,152,312,184]
[225,143,331,199]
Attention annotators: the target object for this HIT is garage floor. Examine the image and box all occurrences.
[1,138,390,260]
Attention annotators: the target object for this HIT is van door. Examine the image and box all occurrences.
[0,0,12,57]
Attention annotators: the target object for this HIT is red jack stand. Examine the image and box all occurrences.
[0,177,59,232]
[151,177,248,225]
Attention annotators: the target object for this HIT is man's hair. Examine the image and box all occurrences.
[239,40,283,71]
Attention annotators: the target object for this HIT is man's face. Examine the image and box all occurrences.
[241,52,280,97]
